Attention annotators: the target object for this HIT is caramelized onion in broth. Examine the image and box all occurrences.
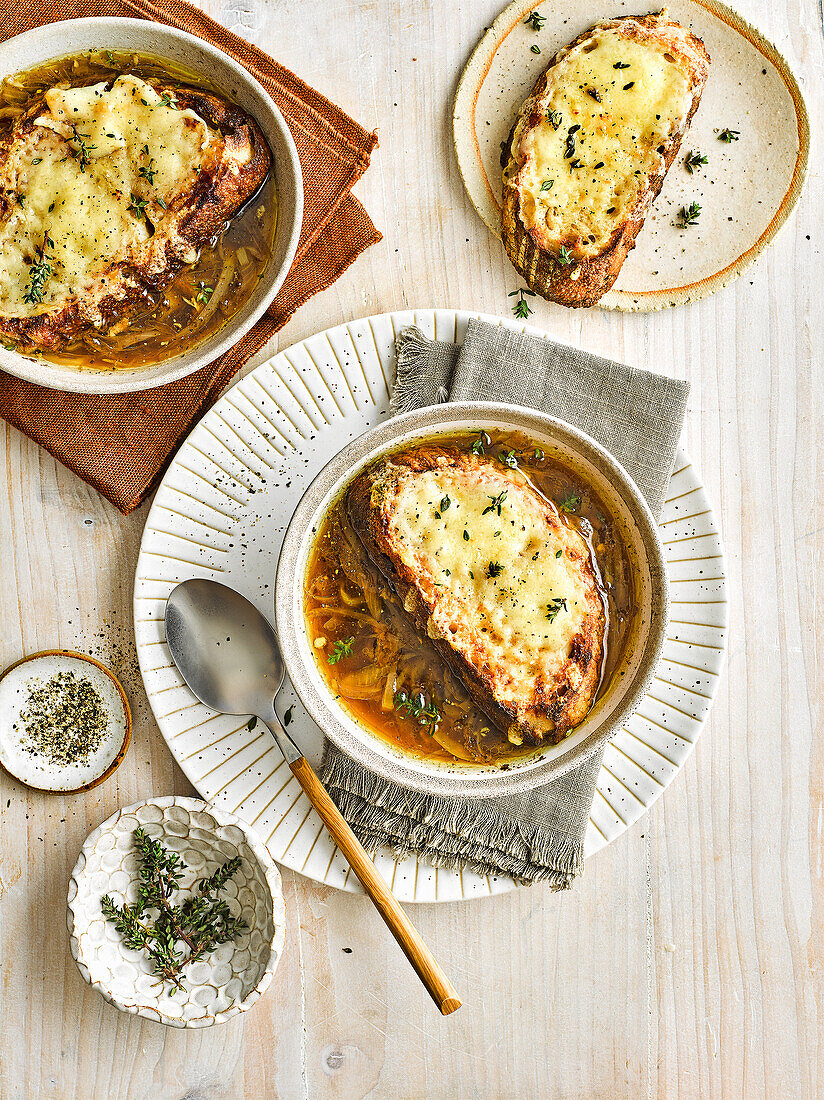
[304,431,637,766]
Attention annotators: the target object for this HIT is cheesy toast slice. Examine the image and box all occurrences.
[347,446,606,746]
[502,10,710,307]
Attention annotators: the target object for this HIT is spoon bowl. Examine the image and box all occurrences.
[165,579,285,724]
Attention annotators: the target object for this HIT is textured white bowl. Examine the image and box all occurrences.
[67,796,286,1027]
[0,18,303,394]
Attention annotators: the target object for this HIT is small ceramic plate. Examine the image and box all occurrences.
[0,651,131,792]
[67,796,286,1027]
[134,308,728,903]
[453,0,809,311]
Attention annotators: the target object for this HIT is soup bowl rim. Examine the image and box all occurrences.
[0,17,303,394]
[274,401,670,799]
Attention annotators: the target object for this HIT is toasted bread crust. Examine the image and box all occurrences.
[502,11,710,307]
[0,83,270,349]
[346,447,605,745]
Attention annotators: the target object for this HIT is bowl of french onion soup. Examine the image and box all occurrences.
[0,19,303,393]
[275,402,669,798]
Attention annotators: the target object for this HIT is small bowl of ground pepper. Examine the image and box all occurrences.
[0,650,131,792]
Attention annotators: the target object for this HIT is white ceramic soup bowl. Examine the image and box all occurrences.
[275,402,669,798]
[0,18,303,394]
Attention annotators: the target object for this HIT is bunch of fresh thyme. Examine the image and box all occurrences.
[101,827,247,991]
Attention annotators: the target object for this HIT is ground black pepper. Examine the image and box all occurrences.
[16,671,109,766]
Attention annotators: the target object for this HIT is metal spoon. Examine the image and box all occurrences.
[165,578,461,1015]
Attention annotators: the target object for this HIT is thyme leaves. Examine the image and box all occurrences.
[546,597,568,622]
[101,827,247,992]
[509,287,535,319]
[23,236,54,305]
[676,201,702,228]
[328,637,354,664]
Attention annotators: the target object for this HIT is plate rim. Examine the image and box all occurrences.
[452,0,810,312]
[134,307,729,901]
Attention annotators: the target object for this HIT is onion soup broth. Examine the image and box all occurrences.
[304,430,636,767]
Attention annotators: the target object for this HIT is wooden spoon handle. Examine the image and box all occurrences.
[289,755,462,1015]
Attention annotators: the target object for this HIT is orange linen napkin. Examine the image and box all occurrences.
[0,0,381,512]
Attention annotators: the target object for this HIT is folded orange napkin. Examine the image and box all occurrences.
[0,0,381,512]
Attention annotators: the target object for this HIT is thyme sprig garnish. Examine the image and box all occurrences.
[509,287,535,319]
[158,92,178,109]
[128,193,149,220]
[195,282,214,304]
[684,150,708,173]
[557,245,573,266]
[138,151,157,185]
[613,61,631,69]
[69,127,96,173]
[564,124,580,160]
[717,128,740,143]
[483,490,508,517]
[546,597,568,622]
[559,492,581,513]
[546,109,563,130]
[499,450,518,468]
[394,690,440,735]
[524,10,545,30]
[486,561,504,579]
[23,235,54,305]
[676,201,702,228]
[327,636,354,664]
[101,827,246,992]
[471,432,490,455]
[434,494,451,519]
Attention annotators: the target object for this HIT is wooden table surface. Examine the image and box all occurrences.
[1,1,821,1096]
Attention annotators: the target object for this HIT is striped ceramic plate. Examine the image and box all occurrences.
[134,309,727,902]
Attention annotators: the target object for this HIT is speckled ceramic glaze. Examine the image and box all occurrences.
[67,797,286,1027]
[276,403,670,798]
[0,19,303,394]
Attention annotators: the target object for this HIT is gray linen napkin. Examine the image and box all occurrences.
[320,318,688,887]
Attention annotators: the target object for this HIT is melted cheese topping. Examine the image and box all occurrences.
[0,76,211,319]
[510,25,694,257]
[385,465,602,717]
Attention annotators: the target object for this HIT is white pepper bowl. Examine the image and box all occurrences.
[67,796,286,1027]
